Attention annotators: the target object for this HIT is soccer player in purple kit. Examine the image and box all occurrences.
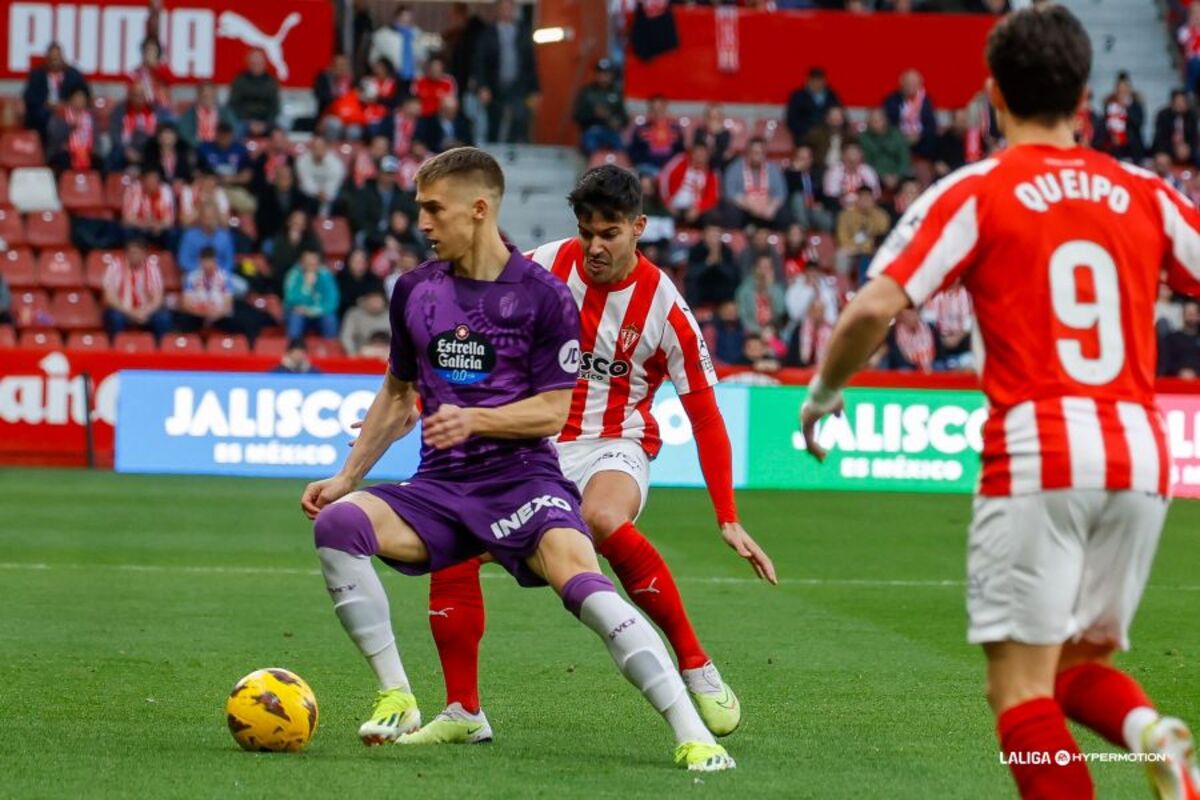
[300,148,734,772]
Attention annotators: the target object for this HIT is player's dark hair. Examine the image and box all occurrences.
[415,146,505,195]
[986,5,1091,123]
[567,165,643,221]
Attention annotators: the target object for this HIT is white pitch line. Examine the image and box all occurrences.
[1,561,1198,592]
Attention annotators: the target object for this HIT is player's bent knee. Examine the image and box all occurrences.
[313,500,379,557]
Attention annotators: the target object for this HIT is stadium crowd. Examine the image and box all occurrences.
[0,0,1198,380]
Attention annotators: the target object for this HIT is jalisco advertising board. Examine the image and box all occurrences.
[2,0,332,87]
[113,371,749,485]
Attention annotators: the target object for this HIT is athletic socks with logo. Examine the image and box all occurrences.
[598,522,710,671]
[428,557,486,713]
[314,503,411,692]
[563,572,714,746]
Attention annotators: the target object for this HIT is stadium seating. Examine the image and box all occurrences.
[112,331,156,353]
[36,249,84,289]
[9,167,59,212]
[84,250,120,289]
[313,216,351,260]
[161,333,204,354]
[206,333,249,355]
[756,118,795,159]
[65,330,109,351]
[105,172,134,211]
[0,131,43,169]
[0,168,8,206]
[1,247,36,287]
[0,324,14,348]
[25,210,70,248]
[147,252,181,291]
[246,292,282,324]
[0,206,26,245]
[49,289,101,330]
[306,337,345,358]
[11,287,49,327]
[58,170,104,211]
[254,334,288,356]
[18,328,63,349]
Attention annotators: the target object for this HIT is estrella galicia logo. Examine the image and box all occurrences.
[429,324,496,384]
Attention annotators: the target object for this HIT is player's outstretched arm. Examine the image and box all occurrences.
[800,276,910,461]
[422,388,573,450]
[301,373,418,518]
[679,387,777,585]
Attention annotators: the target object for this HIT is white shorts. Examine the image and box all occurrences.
[554,438,651,518]
[966,490,1168,650]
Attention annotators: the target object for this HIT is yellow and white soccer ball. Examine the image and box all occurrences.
[225,668,318,752]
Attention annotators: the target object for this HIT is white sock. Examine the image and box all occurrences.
[577,591,714,745]
[317,547,410,691]
[1123,706,1160,753]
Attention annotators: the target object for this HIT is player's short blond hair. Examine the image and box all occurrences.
[415,147,505,196]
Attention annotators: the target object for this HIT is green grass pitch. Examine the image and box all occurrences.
[2,468,1197,798]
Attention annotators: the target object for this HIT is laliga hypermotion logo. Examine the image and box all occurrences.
[216,11,301,80]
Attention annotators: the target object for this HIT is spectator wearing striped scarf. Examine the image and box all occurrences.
[883,69,938,160]
[46,85,99,172]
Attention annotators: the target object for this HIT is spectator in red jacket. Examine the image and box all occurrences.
[628,95,685,172]
[413,54,458,117]
[659,141,719,226]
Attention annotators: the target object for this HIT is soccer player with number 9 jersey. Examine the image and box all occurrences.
[801,7,1200,799]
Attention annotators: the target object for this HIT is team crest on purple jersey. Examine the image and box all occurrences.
[499,291,519,319]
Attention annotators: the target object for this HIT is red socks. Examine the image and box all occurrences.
[1055,662,1155,750]
[427,557,485,713]
[597,522,709,671]
[997,697,1094,799]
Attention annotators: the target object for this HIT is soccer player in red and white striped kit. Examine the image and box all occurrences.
[400,165,778,745]
[802,7,1199,799]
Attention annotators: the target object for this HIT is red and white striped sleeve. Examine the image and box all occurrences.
[868,160,998,306]
[662,296,719,395]
[1153,179,1200,297]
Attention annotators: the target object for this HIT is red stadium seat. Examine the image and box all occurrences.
[313,216,351,260]
[146,251,180,291]
[58,170,104,210]
[306,337,344,358]
[50,289,101,330]
[18,329,62,349]
[673,230,701,250]
[0,97,21,132]
[808,233,836,271]
[161,333,205,354]
[0,131,44,169]
[36,248,84,288]
[229,214,257,243]
[755,118,794,159]
[0,206,26,246]
[1,247,36,288]
[721,229,748,255]
[11,288,50,327]
[246,292,283,323]
[724,117,751,156]
[0,324,14,347]
[0,168,8,206]
[207,333,249,355]
[254,334,287,356]
[91,97,114,133]
[588,150,632,170]
[26,210,70,248]
[66,330,110,351]
[85,249,121,289]
[105,172,134,210]
[112,331,157,353]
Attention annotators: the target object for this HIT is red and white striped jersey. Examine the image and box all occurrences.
[528,238,718,457]
[870,143,1200,497]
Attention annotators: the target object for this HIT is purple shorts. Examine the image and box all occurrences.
[364,462,588,587]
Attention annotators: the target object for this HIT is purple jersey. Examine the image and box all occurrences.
[388,246,582,477]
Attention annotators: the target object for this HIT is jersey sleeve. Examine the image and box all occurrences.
[529,277,583,394]
[1154,181,1200,297]
[387,276,418,382]
[662,298,719,395]
[867,162,995,306]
